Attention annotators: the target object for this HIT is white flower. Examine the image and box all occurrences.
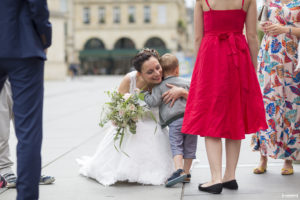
[111,120,118,127]
[119,110,125,117]
[138,99,147,107]
[134,88,140,93]
[128,104,136,111]
[122,122,127,128]
[123,93,131,100]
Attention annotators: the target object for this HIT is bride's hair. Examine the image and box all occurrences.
[132,48,160,72]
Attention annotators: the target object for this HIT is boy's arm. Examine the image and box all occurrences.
[144,87,162,107]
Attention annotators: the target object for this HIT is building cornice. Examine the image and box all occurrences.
[75,26,176,31]
[74,0,184,5]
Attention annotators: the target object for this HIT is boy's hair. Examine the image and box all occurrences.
[160,53,179,73]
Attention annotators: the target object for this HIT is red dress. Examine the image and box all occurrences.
[182,0,268,140]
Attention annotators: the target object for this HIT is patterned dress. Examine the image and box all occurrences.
[252,0,300,160]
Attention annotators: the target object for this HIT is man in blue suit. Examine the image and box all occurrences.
[0,0,52,199]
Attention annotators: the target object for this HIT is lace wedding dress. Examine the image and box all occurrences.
[77,71,174,186]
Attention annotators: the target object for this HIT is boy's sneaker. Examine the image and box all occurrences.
[2,173,17,188]
[0,175,7,188]
[39,175,55,185]
[165,169,187,187]
[2,173,55,188]
[183,174,191,183]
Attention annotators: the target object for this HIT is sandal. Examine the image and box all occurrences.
[253,166,267,174]
[39,175,55,185]
[2,173,17,188]
[183,174,191,183]
[281,168,294,175]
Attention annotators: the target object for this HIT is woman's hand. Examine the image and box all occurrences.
[162,84,188,107]
[263,23,288,36]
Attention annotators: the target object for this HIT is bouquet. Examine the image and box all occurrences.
[100,90,156,154]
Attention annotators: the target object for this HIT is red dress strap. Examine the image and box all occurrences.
[241,0,245,9]
[205,0,212,10]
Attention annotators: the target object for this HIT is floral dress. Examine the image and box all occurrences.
[252,0,300,160]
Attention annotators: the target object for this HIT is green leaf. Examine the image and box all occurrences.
[138,93,145,101]
[149,111,157,123]
[114,143,120,153]
[120,149,130,157]
[129,123,137,134]
[119,128,125,148]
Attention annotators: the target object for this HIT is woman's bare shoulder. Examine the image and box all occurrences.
[245,0,256,10]
[118,74,131,94]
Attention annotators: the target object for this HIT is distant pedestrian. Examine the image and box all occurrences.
[69,63,79,78]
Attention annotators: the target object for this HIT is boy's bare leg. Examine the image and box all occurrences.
[183,159,193,174]
[174,155,184,171]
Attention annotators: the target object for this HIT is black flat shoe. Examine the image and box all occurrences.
[198,183,223,194]
[222,179,238,190]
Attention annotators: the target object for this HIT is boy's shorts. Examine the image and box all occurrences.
[168,117,198,159]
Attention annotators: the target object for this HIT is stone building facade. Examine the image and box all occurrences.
[46,0,68,80]
[71,0,188,74]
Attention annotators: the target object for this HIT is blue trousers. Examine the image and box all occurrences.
[0,58,44,200]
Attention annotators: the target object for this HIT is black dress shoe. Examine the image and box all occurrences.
[222,179,238,190]
[198,183,223,194]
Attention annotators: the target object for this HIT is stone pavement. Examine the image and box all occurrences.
[0,76,299,200]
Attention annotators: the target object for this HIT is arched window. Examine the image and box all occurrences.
[144,37,166,49]
[84,38,106,50]
[114,38,135,49]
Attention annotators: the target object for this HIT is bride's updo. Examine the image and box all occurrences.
[132,48,160,72]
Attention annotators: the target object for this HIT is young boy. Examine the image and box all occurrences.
[144,53,198,187]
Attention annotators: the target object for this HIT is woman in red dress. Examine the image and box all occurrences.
[182,0,268,194]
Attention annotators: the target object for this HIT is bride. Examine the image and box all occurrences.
[77,49,188,186]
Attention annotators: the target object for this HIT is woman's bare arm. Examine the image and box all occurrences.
[194,0,204,55]
[245,0,259,71]
[118,74,131,94]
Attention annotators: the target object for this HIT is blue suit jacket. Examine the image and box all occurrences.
[0,0,52,60]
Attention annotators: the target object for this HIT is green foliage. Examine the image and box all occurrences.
[99,90,156,155]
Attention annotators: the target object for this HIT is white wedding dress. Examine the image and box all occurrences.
[77,71,174,186]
